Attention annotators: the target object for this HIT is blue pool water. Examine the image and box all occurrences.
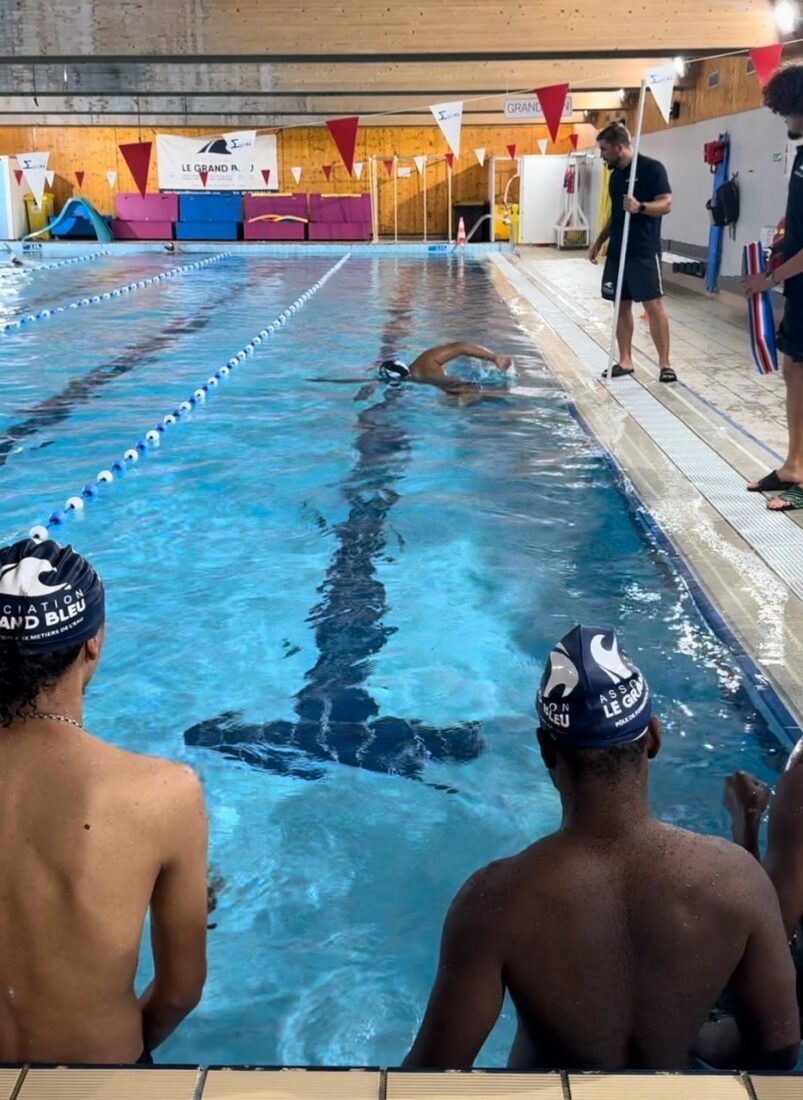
[0,251,788,1066]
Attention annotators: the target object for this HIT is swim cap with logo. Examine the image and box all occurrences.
[536,624,651,748]
[0,539,105,654]
[378,359,410,385]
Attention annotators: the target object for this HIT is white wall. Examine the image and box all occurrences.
[640,109,790,277]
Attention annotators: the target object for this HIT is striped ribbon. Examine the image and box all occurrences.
[743,241,779,376]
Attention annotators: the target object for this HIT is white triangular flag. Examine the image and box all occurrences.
[17,152,49,207]
[430,100,463,157]
[537,138,548,155]
[645,63,676,124]
[474,147,486,167]
[221,129,256,156]
[291,166,303,184]
[45,169,55,186]
[106,170,117,187]
[353,161,364,179]
[414,155,427,175]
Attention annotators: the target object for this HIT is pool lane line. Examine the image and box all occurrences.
[29,251,352,538]
[1,251,232,334]
[0,249,112,279]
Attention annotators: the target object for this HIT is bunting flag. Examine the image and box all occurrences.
[17,152,49,207]
[45,170,55,187]
[322,164,333,181]
[750,44,784,88]
[75,170,85,187]
[119,140,153,198]
[353,161,364,179]
[383,159,395,177]
[13,169,23,185]
[535,84,570,143]
[645,64,676,124]
[430,100,463,157]
[106,169,117,187]
[261,168,271,186]
[569,133,579,150]
[506,143,517,161]
[199,169,209,187]
[444,151,455,169]
[291,166,303,184]
[537,138,548,155]
[326,116,359,176]
[414,155,427,175]
[475,147,486,167]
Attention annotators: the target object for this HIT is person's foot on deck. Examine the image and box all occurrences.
[724,771,771,849]
[747,465,803,493]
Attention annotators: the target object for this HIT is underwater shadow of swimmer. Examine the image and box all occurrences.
[184,268,484,783]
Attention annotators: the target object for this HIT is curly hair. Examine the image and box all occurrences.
[764,65,803,117]
[0,640,83,728]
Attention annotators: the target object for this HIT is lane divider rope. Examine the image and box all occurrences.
[2,251,232,334]
[1,249,112,278]
[29,252,352,539]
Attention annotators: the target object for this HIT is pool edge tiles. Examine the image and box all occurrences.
[385,1070,564,1097]
[0,1069,20,1100]
[567,1073,750,1099]
[489,252,803,745]
[16,1066,202,1099]
[202,1067,381,1098]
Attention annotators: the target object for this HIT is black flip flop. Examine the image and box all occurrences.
[747,470,800,493]
[769,486,803,512]
[601,363,635,379]
[659,367,677,383]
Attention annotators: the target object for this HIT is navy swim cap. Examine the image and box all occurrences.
[378,359,410,385]
[0,539,105,654]
[536,625,651,748]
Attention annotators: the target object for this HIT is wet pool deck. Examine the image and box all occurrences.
[0,1067,799,1098]
[491,249,803,745]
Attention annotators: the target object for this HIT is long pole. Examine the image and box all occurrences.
[606,78,647,381]
[370,156,379,243]
[393,154,398,243]
[447,159,453,242]
[488,156,495,243]
[423,158,428,242]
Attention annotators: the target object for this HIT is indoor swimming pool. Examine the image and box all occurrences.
[0,249,789,1066]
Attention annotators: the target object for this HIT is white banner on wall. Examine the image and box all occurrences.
[18,152,49,207]
[504,95,573,122]
[156,132,277,190]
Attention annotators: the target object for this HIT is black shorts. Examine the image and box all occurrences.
[777,297,803,363]
[602,252,663,304]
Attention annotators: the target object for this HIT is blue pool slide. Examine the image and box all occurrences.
[24,197,114,243]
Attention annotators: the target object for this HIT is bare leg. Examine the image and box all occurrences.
[765,357,803,501]
[616,300,634,370]
[723,771,771,859]
[643,298,671,371]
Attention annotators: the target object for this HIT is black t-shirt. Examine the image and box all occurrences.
[784,145,803,300]
[608,154,671,259]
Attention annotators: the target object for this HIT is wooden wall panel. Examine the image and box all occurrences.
[0,122,586,237]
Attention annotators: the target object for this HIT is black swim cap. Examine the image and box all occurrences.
[0,539,105,654]
[378,359,410,385]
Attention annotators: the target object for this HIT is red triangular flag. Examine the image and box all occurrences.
[13,169,23,185]
[535,83,570,143]
[261,168,271,186]
[444,151,455,169]
[199,170,209,187]
[506,144,517,161]
[75,170,85,187]
[383,159,395,177]
[119,141,153,199]
[750,44,784,88]
[326,116,359,176]
[569,133,579,150]
[322,164,333,181]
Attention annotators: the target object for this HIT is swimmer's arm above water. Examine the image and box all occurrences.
[403,869,504,1069]
[413,342,513,374]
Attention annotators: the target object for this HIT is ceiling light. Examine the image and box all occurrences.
[774,0,799,35]
[674,56,687,77]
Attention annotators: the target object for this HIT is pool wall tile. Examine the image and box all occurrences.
[385,1070,565,1099]
[202,1068,381,1099]
[567,1072,750,1099]
[16,1066,202,1100]
[748,1075,803,1100]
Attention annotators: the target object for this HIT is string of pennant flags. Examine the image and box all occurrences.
[9,41,790,201]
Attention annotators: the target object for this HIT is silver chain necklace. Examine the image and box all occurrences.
[30,711,84,730]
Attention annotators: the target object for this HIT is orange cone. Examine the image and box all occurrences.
[456,216,467,246]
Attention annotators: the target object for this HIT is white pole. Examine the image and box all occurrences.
[423,158,428,242]
[488,156,496,243]
[606,78,647,381]
[393,154,398,243]
[370,156,379,243]
[447,159,453,243]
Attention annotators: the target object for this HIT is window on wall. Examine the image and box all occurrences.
[708,70,721,89]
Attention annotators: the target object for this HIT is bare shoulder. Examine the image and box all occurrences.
[661,823,776,897]
[89,736,204,816]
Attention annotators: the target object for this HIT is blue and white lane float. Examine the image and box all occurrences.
[29,252,352,540]
[1,249,112,278]
[2,251,232,334]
